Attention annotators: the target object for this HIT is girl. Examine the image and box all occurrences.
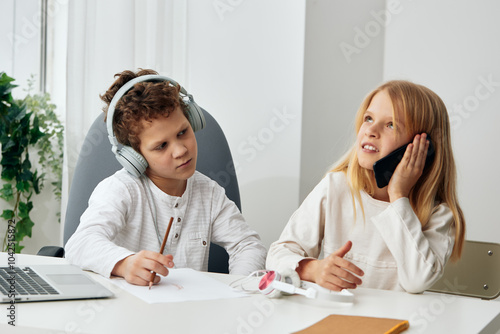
[266,80,465,293]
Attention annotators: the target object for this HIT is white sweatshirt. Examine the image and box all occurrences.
[66,169,267,278]
[266,172,455,293]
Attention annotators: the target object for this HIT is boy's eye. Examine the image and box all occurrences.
[178,128,188,136]
[155,142,167,150]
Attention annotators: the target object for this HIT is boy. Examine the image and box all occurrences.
[66,69,267,286]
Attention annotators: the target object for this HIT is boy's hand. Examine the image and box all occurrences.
[296,241,364,291]
[111,250,174,286]
[388,133,429,202]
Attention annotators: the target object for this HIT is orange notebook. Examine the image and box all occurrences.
[293,314,409,334]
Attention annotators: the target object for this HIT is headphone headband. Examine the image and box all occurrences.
[105,74,205,177]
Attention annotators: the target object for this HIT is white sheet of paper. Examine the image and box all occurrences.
[110,268,247,303]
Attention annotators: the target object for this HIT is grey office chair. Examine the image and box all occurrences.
[38,109,240,274]
[427,240,500,299]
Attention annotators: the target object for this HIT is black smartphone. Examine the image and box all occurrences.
[373,138,435,188]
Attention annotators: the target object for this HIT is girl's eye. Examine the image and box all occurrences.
[364,115,373,123]
[387,122,394,129]
[156,142,167,150]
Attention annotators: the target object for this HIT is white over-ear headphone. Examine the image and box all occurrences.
[258,269,355,303]
[106,74,205,177]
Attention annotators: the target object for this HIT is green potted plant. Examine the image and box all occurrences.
[0,72,64,253]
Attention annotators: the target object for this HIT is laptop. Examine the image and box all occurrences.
[0,265,114,303]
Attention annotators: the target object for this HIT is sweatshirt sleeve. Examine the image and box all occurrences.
[210,186,267,276]
[266,177,328,274]
[65,177,136,278]
[371,197,455,293]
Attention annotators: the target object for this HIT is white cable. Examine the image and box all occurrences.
[141,175,162,247]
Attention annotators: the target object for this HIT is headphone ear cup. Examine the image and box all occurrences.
[184,100,205,132]
[280,268,301,288]
[259,271,283,298]
[258,270,301,299]
[116,146,148,177]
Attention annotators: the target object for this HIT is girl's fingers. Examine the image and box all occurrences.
[400,133,427,172]
[401,143,413,169]
[333,241,352,257]
[412,134,429,171]
[332,257,364,278]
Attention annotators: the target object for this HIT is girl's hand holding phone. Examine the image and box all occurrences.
[387,133,430,202]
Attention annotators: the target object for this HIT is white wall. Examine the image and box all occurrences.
[185,0,305,248]
[301,0,386,200]
[382,0,500,243]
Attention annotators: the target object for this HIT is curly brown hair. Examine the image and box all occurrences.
[101,69,189,152]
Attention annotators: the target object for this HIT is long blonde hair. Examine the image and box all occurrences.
[331,80,465,261]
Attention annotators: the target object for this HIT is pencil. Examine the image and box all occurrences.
[149,216,174,289]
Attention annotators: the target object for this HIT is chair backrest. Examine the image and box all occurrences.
[427,240,500,299]
[64,109,239,274]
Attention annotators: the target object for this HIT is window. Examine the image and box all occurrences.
[1,0,43,96]
[0,0,66,102]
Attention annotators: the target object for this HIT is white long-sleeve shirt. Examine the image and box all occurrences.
[266,172,455,293]
[66,169,267,278]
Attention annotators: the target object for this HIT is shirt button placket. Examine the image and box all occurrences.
[172,200,181,241]
[173,217,181,240]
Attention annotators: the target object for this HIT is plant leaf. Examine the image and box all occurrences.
[29,115,46,144]
[0,184,14,201]
[1,210,14,220]
[15,216,34,240]
[14,243,24,253]
[16,180,31,193]
[18,201,33,219]
[1,167,17,182]
[0,72,16,97]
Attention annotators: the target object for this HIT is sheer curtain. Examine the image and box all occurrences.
[61,0,187,236]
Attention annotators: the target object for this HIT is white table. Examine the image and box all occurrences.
[1,253,500,334]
